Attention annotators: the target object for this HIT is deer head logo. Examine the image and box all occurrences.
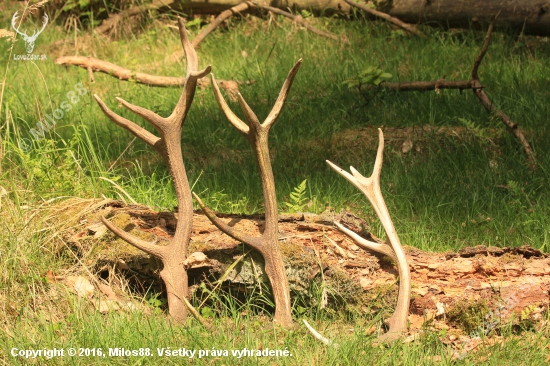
[11,11,49,54]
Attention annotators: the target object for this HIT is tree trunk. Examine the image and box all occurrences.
[174,0,550,36]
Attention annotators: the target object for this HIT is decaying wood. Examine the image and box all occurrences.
[144,0,550,36]
[69,201,550,340]
[54,56,250,94]
[93,18,211,324]
[371,17,535,165]
[193,60,303,328]
[344,0,426,38]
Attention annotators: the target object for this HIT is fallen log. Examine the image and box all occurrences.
[65,199,550,335]
[88,0,550,37]
[170,0,550,36]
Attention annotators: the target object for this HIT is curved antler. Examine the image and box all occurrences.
[95,18,211,324]
[326,129,411,341]
[194,59,302,328]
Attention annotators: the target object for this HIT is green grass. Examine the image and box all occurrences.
[1,5,550,365]
[2,11,549,252]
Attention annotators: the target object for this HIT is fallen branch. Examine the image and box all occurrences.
[54,56,254,96]
[192,2,252,48]
[344,0,426,38]
[469,17,535,164]
[94,0,176,36]
[161,1,338,65]
[253,3,339,40]
[381,79,482,92]
[366,16,535,164]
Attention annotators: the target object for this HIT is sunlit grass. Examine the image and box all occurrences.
[1,6,550,365]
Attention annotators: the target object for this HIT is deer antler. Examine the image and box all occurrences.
[94,18,211,324]
[11,12,49,53]
[193,59,302,328]
[325,128,411,341]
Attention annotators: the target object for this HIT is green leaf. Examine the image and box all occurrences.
[186,18,202,30]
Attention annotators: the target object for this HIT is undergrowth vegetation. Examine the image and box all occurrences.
[1,2,550,364]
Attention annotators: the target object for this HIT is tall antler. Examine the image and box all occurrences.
[94,18,211,323]
[326,129,411,341]
[193,59,302,328]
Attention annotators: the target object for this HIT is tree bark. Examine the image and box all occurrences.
[169,0,550,36]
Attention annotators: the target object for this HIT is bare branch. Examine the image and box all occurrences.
[55,56,187,87]
[55,56,235,89]
[375,79,482,92]
[344,0,426,38]
[472,12,501,80]
[473,88,536,163]
[254,4,339,40]
[192,2,252,48]
[94,0,177,36]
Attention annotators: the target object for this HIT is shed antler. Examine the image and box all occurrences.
[94,18,211,324]
[193,59,302,328]
[326,129,411,341]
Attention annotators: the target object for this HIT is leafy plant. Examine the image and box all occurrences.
[343,66,392,88]
[185,17,203,30]
[284,179,308,213]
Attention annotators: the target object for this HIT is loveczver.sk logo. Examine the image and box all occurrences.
[11,11,48,60]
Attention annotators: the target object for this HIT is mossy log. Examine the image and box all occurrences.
[63,200,550,329]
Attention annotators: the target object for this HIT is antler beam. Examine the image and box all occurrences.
[95,18,211,324]
[326,128,411,341]
[193,59,302,328]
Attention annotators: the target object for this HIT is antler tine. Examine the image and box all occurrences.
[101,217,166,258]
[326,160,366,194]
[115,97,168,132]
[333,222,397,261]
[93,94,165,155]
[210,73,250,134]
[11,12,23,35]
[170,19,212,125]
[192,193,262,248]
[263,59,302,129]
[177,17,198,76]
[34,13,49,36]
